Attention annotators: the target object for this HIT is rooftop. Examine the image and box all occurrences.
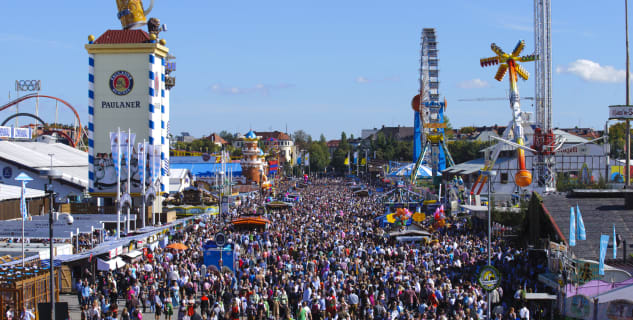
[542,192,633,261]
[94,29,151,44]
[0,140,88,188]
[254,131,291,141]
[0,184,45,201]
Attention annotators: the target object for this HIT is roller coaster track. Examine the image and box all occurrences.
[0,93,84,147]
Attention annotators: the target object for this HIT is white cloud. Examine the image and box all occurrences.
[457,78,489,89]
[556,59,626,83]
[501,23,532,32]
[356,76,370,83]
[210,83,294,95]
[355,76,399,84]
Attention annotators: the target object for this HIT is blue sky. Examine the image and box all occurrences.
[0,1,629,140]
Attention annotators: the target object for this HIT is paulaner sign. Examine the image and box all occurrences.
[101,101,141,108]
[609,105,633,119]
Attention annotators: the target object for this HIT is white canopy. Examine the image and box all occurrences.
[124,250,143,259]
[96,257,126,271]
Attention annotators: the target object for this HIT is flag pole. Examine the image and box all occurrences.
[117,127,121,240]
[21,180,25,268]
[142,140,147,228]
[127,128,131,234]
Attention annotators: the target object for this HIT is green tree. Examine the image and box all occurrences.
[609,122,628,159]
[447,140,492,164]
[307,140,330,172]
[218,130,238,144]
[332,132,352,173]
[293,130,312,150]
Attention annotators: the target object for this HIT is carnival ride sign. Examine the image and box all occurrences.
[609,105,633,119]
[478,265,501,291]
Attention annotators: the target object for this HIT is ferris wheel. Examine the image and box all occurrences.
[411,28,454,185]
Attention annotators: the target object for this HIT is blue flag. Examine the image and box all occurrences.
[613,224,617,259]
[599,234,609,275]
[20,182,27,221]
[576,204,586,241]
[569,207,576,247]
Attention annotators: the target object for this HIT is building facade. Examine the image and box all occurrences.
[86,29,171,194]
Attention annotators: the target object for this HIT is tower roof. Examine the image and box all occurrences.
[94,30,151,44]
[244,130,258,141]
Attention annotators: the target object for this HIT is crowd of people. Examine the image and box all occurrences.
[75,177,549,320]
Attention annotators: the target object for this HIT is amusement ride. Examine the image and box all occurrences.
[410,28,454,186]
[0,91,85,148]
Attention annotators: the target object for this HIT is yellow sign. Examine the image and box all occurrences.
[412,212,426,222]
[423,123,447,129]
[478,266,501,291]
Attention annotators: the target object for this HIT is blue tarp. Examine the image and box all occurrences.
[171,163,242,177]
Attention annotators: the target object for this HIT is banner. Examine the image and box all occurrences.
[599,234,609,275]
[20,182,27,221]
[0,127,31,139]
[109,132,122,177]
[0,127,11,138]
[353,151,358,164]
[92,131,146,193]
[305,153,310,167]
[576,205,586,241]
[138,142,146,186]
[269,160,279,174]
[12,128,31,139]
[613,224,617,259]
[569,207,576,247]
[149,144,162,184]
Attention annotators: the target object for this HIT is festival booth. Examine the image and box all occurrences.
[230,216,270,231]
[0,266,56,320]
[203,241,235,274]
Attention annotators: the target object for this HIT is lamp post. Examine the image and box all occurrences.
[40,154,61,320]
[482,170,496,320]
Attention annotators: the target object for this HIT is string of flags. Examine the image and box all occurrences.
[570,204,617,276]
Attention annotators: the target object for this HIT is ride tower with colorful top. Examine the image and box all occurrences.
[472,40,536,192]
[240,130,267,185]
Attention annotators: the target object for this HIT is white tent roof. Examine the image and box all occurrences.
[97,257,126,271]
[595,284,633,303]
[0,183,45,201]
[389,163,433,178]
[0,141,88,187]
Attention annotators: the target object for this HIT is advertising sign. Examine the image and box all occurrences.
[0,127,10,138]
[203,243,235,274]
[609,105,633,119]
[92,54,150,155]
[12,128,31,139]
[0,127,31,139]
[478,265,501,291]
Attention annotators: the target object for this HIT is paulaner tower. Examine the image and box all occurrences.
[86,1,174,224]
